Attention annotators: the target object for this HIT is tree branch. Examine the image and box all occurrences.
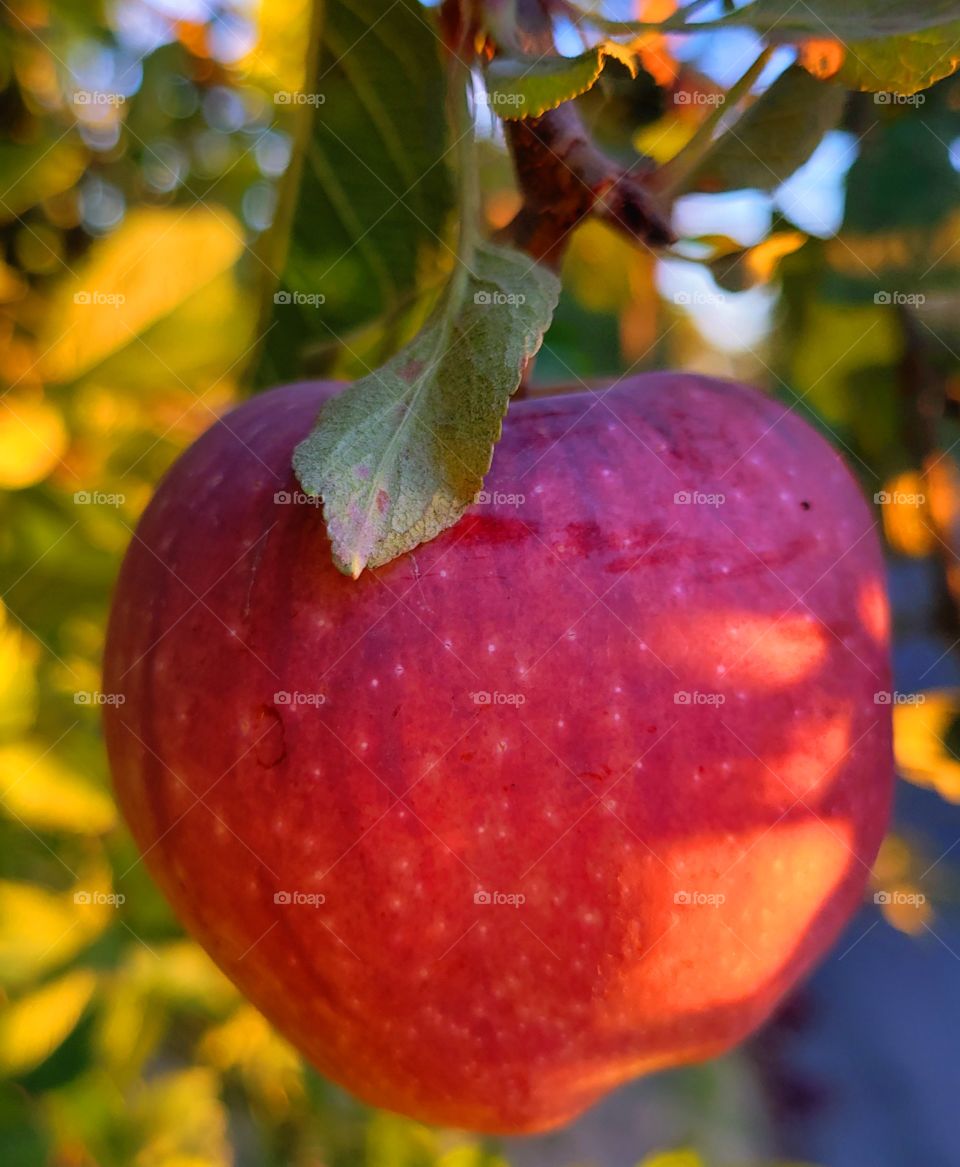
[497,0,674,268]
[500,103,674,269]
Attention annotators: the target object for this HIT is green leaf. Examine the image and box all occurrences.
[293,243,560,577]
[256,0,454,385]
[485,43,638,120]
[595,1,960,42]
[711,0,960,39]
[679,66,845,194]
[833,23,960,93]
[0,138,87,225]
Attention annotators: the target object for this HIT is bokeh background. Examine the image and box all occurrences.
[2,0,960,1164]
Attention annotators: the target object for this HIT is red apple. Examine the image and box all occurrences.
[103,374,892,1133]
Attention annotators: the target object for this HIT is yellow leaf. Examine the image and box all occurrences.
[636,0,679,86]
[0,259,27,303]
[639,1152,703,1167]
[41,206,246,383]
[124,940,237,1012]
[198,1004,302,1117]
[0,875,114,989]
[799,39,846,81]
[564,220,636,314]
[0,968,97,1075]
[745,230,807,283]
[0,395,67,489]
[633,116,698,164]
[131,1068,231,1167]
[238,0,312,92]
[0,742,116,834]
[440,1148,510,1167]
[75,268,254,393]
[878,885,932,935]
[877,470,935,558]
[894,689,960,802]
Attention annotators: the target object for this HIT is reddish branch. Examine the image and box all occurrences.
[496,0,673,267]
[502,104,674,268]
[442,0,674,268]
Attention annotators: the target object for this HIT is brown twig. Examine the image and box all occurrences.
[501,104,674,268]
[496,0,674,269]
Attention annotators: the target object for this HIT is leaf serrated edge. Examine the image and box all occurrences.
[490,43,639,120]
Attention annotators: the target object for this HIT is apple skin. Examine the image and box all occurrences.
[103,374,892,1134]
